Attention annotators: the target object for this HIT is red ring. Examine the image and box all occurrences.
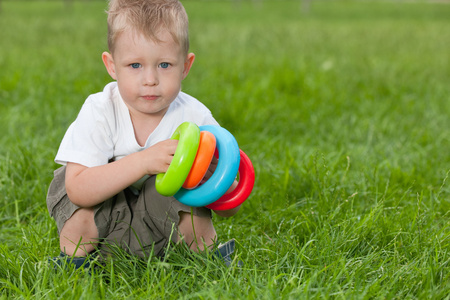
[206,149,255,211]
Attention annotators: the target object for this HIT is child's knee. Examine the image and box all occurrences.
[64,208,96,231]
[60,207,98,256]
[177,212,216,249]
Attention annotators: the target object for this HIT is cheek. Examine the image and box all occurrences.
[163,73,183,92]
[168,81,182,97]
[117,79,137,100]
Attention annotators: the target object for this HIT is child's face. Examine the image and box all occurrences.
[102,29,194,119]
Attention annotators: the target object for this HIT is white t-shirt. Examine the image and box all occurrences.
[55,82,219,170]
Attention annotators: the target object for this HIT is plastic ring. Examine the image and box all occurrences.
[206,149,255,211]
[155,122,200,196]
[183,131,216,189]
[174,125,240,207]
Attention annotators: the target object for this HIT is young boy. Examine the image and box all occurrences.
[47,0,240,268]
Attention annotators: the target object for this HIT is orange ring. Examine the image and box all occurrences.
[182,131,216,189]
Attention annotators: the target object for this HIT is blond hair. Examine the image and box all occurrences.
[106,0,190,54]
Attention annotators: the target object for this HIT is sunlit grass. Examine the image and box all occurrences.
[0,0,449,298]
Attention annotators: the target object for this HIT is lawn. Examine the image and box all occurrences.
[0,0,449,298]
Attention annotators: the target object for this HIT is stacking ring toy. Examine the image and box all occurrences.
[182,131,216,189]
[206,149,255,211]
[155,122,200,196]
[174,125,240,207]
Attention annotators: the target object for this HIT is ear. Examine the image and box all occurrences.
[102,51,117,80]
[182,53,195,80]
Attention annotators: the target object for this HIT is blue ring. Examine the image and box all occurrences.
[174,125,240,207]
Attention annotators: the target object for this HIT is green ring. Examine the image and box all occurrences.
[155,122,200,196]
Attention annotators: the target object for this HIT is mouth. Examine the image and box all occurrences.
[141,95,159,101]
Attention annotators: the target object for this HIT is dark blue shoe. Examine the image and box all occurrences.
[213,239,243,267]
[49,252,94,271]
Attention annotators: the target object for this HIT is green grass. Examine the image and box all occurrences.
[1,0,450,298]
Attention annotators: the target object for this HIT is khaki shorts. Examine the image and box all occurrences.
[46,166,211,258]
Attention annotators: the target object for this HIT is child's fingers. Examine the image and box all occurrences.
[164,139,179,155]
[200,158,217,184]
[142,139,179,174]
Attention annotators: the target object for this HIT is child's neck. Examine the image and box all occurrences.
[129,112,164,147]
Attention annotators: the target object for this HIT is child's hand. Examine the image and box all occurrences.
[141,139,179,175]
[201,156,238,194]
[200,156,218,184]
[201,155,240,217]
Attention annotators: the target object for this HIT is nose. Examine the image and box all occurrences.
[143,68,158,86]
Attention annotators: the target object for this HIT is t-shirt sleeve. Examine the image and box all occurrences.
[176,92,220,127]
[199,111,220,127]
[55,97,114,167]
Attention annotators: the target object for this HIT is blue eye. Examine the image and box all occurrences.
[130,63,141,69]
[159,62,170,69]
